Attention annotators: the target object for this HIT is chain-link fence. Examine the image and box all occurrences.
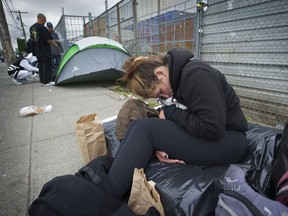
[54,14,95,51]
[85,0,197,56]
[55,0,197,55]
[200,0,288,126]
[53,0,288,127]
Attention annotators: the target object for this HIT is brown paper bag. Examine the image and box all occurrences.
[74,113,107,164]
[128,168,165,216]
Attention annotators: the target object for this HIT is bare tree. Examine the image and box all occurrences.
[0,0,16,67]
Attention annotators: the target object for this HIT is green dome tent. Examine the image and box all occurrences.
[55,36,130,85]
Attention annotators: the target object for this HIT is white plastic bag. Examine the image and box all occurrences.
[19,105,52,117]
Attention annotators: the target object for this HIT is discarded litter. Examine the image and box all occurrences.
[127,94,138,99]
[19,105,52,117]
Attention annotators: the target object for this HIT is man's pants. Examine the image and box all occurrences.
[37,56,52,84]
[16,70,33,80]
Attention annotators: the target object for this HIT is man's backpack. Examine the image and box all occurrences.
[215,165,288,216]
[28,156,160,216]
[25,38,37,56]
[7,57,25,77]
[24,39,33,54]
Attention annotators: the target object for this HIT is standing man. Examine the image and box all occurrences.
[46,22,64,82]
[29,13,58,86]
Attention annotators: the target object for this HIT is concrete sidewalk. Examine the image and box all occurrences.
[0,62,125,216]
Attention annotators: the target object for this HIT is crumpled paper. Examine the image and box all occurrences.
[19,105,52,117]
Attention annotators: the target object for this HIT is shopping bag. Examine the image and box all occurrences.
[128,168,165,216]
[74,113,107,164]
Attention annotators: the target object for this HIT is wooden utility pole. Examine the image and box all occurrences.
[0,0,16,66]
[11,10,27,41]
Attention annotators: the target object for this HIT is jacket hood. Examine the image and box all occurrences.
[166,48,194,94]
[25,53,37,63]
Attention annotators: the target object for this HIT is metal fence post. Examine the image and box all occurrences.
[132,0,138,56]
[60,8,68,52]
[88,12,93,36]
[195,0,208,59]
[117,3,122,43]
[195,0,202,59]
[105,0,110,38]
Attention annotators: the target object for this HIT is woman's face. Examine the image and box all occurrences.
[149,66,173,99]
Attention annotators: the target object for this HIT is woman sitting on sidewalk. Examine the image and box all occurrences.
[108,47,248,199]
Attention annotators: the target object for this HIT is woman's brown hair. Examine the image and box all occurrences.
[118,54,168,98]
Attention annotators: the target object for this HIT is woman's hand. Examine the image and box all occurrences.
[159,110,166,119]
[155,151,186,164]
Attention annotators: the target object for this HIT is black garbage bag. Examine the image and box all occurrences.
[240,124,282,197]
[272,122,288,189]
[103,118,121,158]
[145,124,282,216]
